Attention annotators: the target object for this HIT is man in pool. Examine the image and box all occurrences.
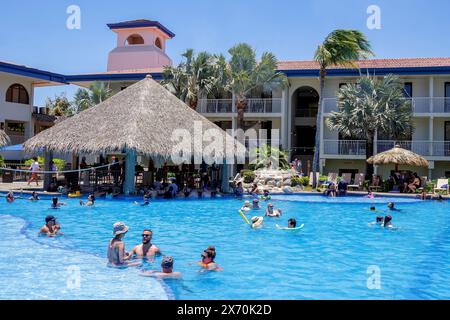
[128,229,161,260]
[252,198,260,209]
[28,191,40,201]
[368,216,384,226]
[39,215,63,237]
[135,194,150,206]
[387,202,400,211]
[141,256,182,279]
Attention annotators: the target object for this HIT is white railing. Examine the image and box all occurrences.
[5,134,25,145]
[322,97,450,115]
[431,141,450,156]
[197,99,233,113]
[323,140,366,156]
[245,98,282,113]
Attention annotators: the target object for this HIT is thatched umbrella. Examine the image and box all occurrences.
[367,144,429,171]
[24,75,238,193]
[0,130,10,147]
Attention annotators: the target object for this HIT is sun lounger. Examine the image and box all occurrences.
[341,173,352,184]
[327,172,338,185]
[348,173,365,190]
[433,178,449,195]
[308,172,320,186]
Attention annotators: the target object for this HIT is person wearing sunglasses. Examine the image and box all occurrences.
[265,203,282,217]
[129,229,161,260]
[198,246,221,271]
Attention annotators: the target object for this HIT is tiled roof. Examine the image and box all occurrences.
[277,57,450,70]
[106,19,175,38]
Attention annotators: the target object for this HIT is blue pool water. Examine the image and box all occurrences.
[0,194,449,299]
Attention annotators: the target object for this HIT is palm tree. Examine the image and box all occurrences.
[46,93,73,117]
[326,75,414,176]
[72,81,112,113]
[228,43,288,129]
[162,49,218,110]
[250,144,290,170]
[312,30,373,187]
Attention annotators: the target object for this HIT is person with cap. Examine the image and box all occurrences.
[252,198,260,209]
[141,256,182,279]
[387,202,400,211]
[39,215,63,237]
[251,216,264,229]
[128,229,161,260]
[240,200,252,212]
[265,203,282,217]
[107,221,140,267]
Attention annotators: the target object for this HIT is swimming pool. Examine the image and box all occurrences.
[0,193,449,299]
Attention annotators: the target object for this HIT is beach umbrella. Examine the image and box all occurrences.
[367,144,429,171]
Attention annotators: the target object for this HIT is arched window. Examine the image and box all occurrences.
[125,34,145,45]
[6,83,29,104]
[155,37,162,49]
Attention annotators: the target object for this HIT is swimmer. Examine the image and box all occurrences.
[79,193,95,206]
[387,202,400,211]
[198,246,222,271]
[252,198,260,209]
[134,194,150,206]
[251,216,264,229]
[366,191,375,199]
[141,256,182,279]
[107,222,140,267]
[287,218,297,228]
[369,206,377,212]
[382,215,398,230]
[128,229,161,260]
[39,215,63,237]
[265,203,282,217]
[51,197,66,209]
[6,191,14,203]
[261,189,271,200]
[28,191,40,201]
[240,200,252,212]
[368,216,384,226]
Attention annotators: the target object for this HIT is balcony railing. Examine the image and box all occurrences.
[322,97,450,115]
[197,99,233,113]
[377,140,450,157]
[323,140,366,156]
[197,98,282,114]
[5,134,25,145]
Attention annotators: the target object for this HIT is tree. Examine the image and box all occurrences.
[72,81,112,114]
[312,30,373,187]
[228,43,288,129]
[162,49,219,110]
[326,74,414,176]
[250,144,290,170]
[46,93,72,117]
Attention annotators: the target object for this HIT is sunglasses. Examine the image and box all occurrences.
[142,234,151,237]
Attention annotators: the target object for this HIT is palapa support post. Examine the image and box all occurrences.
[220,159,229,193]
[124,148,136,195]
[43,148,53,191]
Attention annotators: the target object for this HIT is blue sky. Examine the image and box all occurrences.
[1,0,450,105]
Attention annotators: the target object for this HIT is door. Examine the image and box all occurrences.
[295,126,316,155]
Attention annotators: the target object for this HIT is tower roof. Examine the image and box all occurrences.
[107,19,175,38]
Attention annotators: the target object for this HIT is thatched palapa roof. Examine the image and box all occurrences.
[24,76,237,160]
[367,144,429,167]
[0,130,10,147]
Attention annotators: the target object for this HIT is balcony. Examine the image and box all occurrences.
[197,98,282,115]
[323,140,367,157]
[5,134,25,145]
[322,97,450,115]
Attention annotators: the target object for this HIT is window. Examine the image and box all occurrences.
[5,84,29,104]
[403,82,413,98]
[155,37,162,49]
[125,34,144,45]
[5,121,25,135]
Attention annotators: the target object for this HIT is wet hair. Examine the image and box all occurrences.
[376,216,383,223]
[388,202,394,208]
[52,197,58,205]
[161,256,174,269]
[288,218,297,228]
[384,215,392,226]
[370,206,376,211]
[204,246,216,260]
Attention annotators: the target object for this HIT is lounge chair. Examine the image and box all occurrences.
[368,174,383,192]
[327,172,338,184]
[417,176,427,193]
[348,173,365,191]
[433,179,449,195]
[308,172,320,186]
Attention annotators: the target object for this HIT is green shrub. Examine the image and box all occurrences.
[241,169,255,183]
[300,176,310,186]
[167,172,176,178]
[0,155,4,167]
[24,156,66,171]
[291,177,302,187]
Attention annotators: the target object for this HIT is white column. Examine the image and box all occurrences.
[429,76,434,113]
[287,87,292,160]
[281,88,288,150]
[319,101,325,159]
[429,116,434,156]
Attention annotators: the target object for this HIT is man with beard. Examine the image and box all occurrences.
[129,229,161,260]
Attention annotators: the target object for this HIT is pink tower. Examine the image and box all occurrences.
[106,19,175,71]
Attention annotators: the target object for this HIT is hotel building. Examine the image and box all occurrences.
[1,19,450,178]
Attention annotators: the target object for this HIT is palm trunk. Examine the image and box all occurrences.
[312,70,325,188]
[236,98,247,129]
[366,130,375,178]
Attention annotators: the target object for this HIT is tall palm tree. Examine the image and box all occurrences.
[327,75,414,176]
[312,30,373,187]
[228,43,288,129]
[162,49,218,110]
[72,81,112,114]
[46,93,73,116]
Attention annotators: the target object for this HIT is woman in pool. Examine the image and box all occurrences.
[6,191,14,203]
[39,215,63,237]
[265,203,282,217]
[141,256,182,279]
[107,222,140,268]
[240,200,252,212]
[51,197,66,209]
[366,191,375,199]
[28,191,40,201]
[252,198,260,209]
[80,193,95,206]
[198,246,221,271]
